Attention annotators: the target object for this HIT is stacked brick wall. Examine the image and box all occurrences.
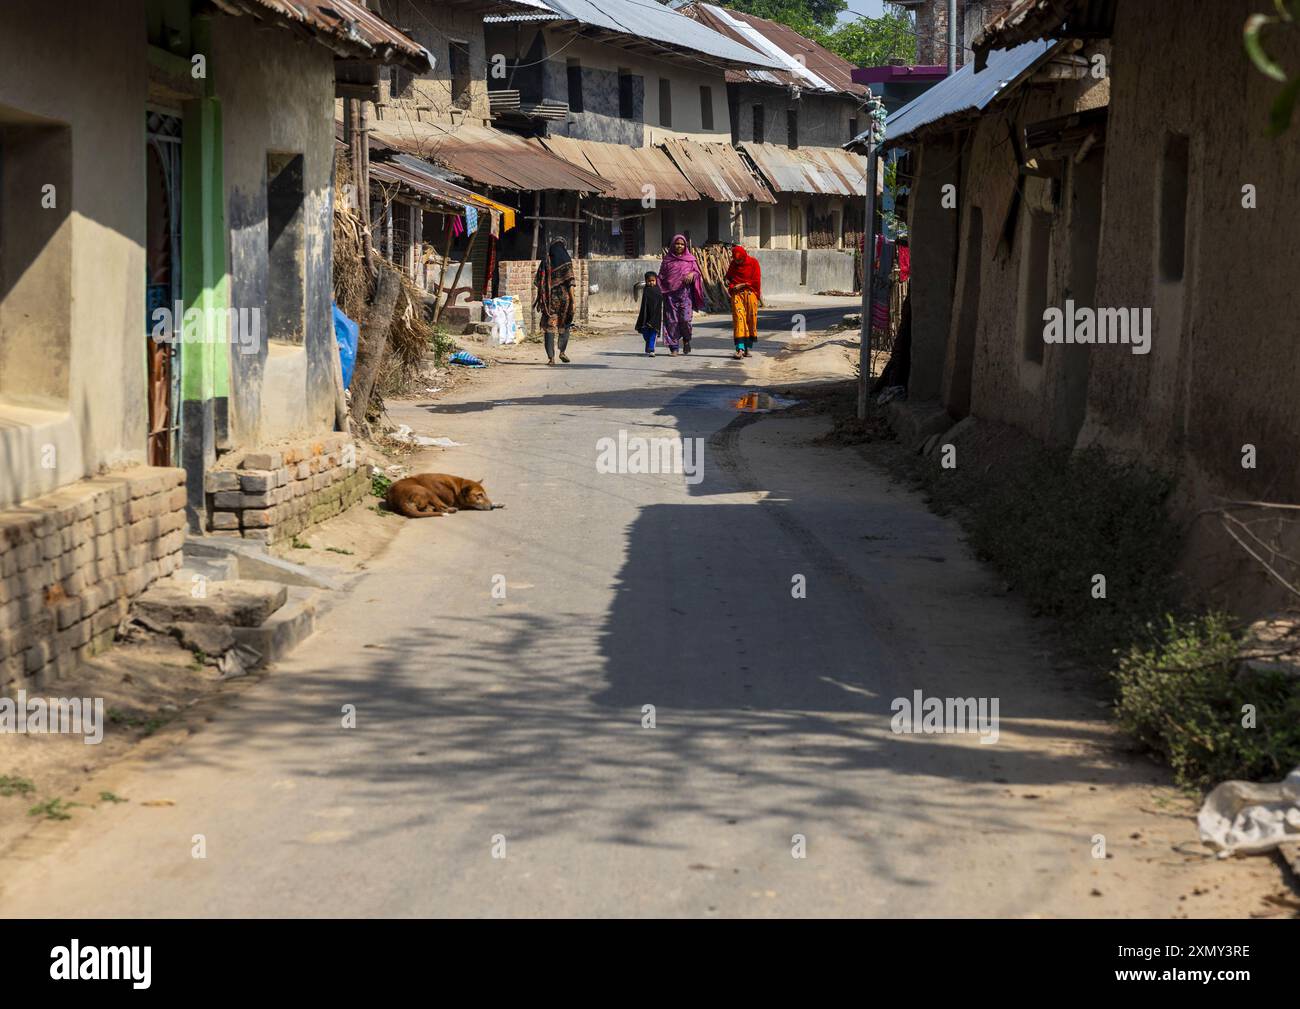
[0,467,187,691]
[500,259,534,331]
[499,259,589,335]
[204,435,370,545]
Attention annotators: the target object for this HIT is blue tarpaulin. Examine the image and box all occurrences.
[333,302,359,389]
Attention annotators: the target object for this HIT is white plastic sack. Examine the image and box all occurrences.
[482,295,518,345]
[390,424,450,448]
[1198,766,1300,855]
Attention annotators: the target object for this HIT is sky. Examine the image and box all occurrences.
[840,0,892,21]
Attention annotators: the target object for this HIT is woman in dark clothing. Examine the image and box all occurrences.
[534,238,575,365]
[634,272,663,357]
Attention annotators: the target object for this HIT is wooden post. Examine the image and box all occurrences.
[573,193,581,258]
[357,99,374,272]
[343,97,355,182]
[434,224,479,325]
[530,190,541,332]
[350,261,402,431]
[384,201,393,261]
[530,190,541,260]
[427,214,455,322]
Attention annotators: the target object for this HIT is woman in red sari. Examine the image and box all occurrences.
[725,245,762,359]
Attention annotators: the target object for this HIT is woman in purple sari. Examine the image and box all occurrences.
[657,234,705,356]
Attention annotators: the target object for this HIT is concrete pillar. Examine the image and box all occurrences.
[180,93,231,534]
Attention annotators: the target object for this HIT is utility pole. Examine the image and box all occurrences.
[857,91,887,420]
[856,142,880,420]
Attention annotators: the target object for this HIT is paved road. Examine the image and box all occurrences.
[0,300,1268,917]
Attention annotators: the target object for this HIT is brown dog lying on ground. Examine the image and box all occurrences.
[385,473,496,518]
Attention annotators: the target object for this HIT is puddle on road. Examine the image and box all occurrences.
[672,385,800,412]
[731,391,797,412]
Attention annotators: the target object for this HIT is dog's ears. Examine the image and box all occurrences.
[475,478,484,486]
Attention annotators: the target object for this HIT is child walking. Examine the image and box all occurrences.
[634,271,663,357]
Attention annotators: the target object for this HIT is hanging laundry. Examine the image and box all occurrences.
[465,205,479,235]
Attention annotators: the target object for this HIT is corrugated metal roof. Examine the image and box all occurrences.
[483,11,561,21]
[739,143,869,196]
[216,0,433,72]
[539,135,699,202]
[488,0,784,69]
[376,155,520,230]
[659,138,774,203]
[681,3,868,97]
[369,160,480,211]
[881,39,1057,145]
[366,119,612,193]
[481,0,563,21]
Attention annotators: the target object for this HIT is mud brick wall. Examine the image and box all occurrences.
[0,467,187,691]
[204,435,370,545]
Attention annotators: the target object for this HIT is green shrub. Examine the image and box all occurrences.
[894,419,1300,788]
[430,327,457,364]
[959,446,1180,661]
[371,471,393,499]
[1113,614,1300,789]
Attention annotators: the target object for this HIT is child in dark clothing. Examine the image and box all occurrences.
[634,272,663,357]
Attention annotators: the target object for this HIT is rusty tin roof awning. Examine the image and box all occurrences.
[539,135,699,202]
[368,157,518,231]
[366,120,612,194]
[211,0,433,72]
[972,0,1117,69]
[659,139,774,204]
[739,143,869,197]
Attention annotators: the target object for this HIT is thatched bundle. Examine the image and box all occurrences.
[658,240,737,312]
[376,273,434,398]
[332,153,435,411]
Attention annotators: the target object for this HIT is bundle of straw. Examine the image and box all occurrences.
[657,240,735,312]
[332,153,435,409]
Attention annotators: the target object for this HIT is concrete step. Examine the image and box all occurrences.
[183,535,341,590]
[230,587,317,667]
[134,578,288,628]
[181,552,237,584]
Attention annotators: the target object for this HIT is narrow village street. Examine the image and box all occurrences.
[0,302,1282,918]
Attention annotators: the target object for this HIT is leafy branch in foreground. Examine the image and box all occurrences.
[1244,0,1300,134]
